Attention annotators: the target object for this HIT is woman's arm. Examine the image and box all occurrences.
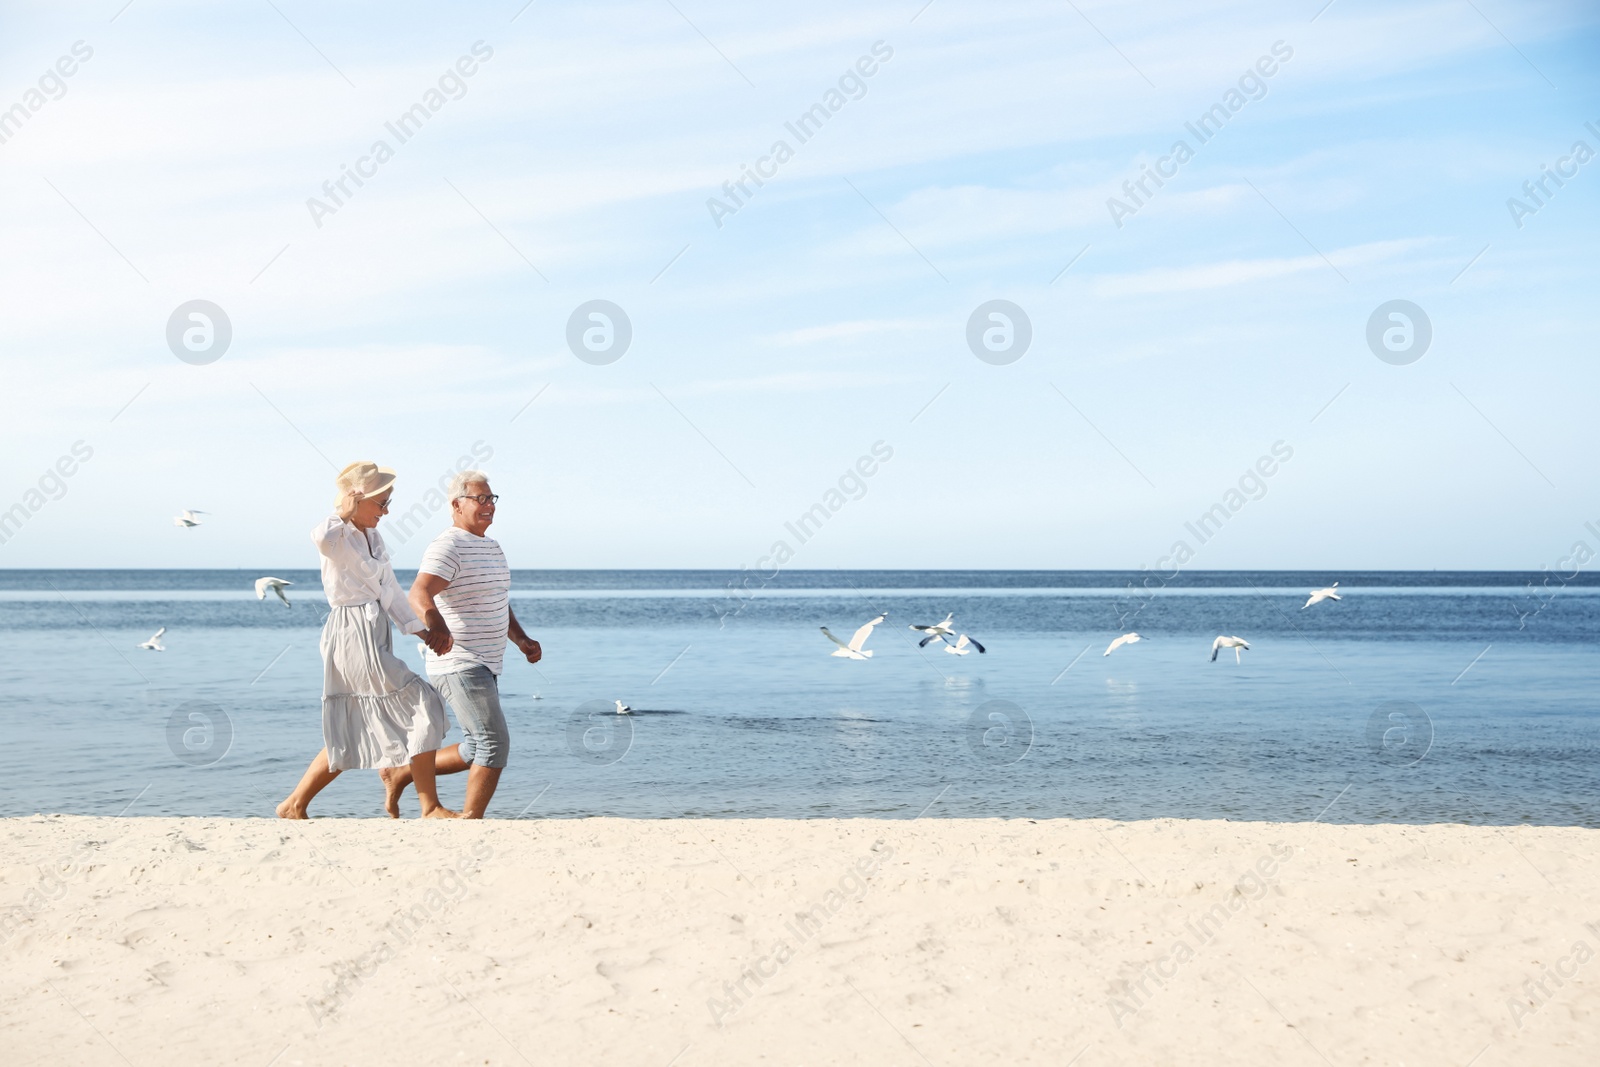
[311,487,365,555]
[309,513,351,557]
[379,565,427,636]
[357,528,422,638]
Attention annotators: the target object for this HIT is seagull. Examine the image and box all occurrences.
[614,700,632,715]
[821,612,888,660]
[1303,582,1341,609]
[138,627,166,651]
[1104,632,1142,656]
[173,509,207,528]
[910,613,957,647]
[942,633,986,656]
[1210,636,1250,664]
[255,577,293,606]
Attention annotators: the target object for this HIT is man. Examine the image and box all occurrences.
[380,471,540,819]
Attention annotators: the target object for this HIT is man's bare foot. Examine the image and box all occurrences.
[422,806,460,819]
[276,798,309,820]
[379,768,411,819]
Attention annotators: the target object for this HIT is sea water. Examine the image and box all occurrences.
[0,570,1595,824]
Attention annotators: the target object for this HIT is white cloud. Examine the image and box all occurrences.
[765,319,933,346]
[1091,238,1431,296]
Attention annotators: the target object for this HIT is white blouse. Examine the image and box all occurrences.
[310,514,424,634]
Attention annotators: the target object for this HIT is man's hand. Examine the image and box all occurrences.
[506,606,539,665]
[419,627,453,656]
[420,611,453,656]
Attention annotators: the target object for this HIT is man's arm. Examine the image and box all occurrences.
[409,572,454,655]
[508,606,542,664]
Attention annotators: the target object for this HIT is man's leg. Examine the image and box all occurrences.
[455,668,509,819]
[462,765,503,820]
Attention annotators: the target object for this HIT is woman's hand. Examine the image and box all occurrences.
[336,489,364,521]
[419,626,453,656]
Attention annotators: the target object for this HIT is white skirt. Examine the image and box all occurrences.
[320,603,448,771]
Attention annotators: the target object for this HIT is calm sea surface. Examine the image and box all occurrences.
[1,569,1595,825]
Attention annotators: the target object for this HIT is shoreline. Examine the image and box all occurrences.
[5,816,1598,1063]
[6,813,1599,825]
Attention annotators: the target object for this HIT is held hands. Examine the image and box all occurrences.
[419,614,453,656]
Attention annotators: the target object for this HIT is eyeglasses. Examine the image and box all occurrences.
[457,493,499,505]
[375,497,392,511]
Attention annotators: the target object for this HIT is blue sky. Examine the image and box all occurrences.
[0,0,1596,570]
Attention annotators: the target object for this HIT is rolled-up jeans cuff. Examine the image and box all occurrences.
[434,665,510,769]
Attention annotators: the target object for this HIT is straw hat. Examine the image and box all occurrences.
[335,461,397,505]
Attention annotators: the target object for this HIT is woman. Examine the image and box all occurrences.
[277,461,458,819]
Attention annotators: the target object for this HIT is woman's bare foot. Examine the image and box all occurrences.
[276,797,309,820]
[379,768,411,819]
[422,805,460,819]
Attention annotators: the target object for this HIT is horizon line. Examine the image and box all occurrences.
[0,566,1583,575]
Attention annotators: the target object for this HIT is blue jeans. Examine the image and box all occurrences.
[433,666,510,769]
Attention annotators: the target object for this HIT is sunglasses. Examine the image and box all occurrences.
[457,494,499,505]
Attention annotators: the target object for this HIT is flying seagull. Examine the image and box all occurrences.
[942,633,986,656]
[821,612,888,660]
[614,700,632,715]
[1303,582,1341,609]
[173,509,206,528]
[255,577,293,606]
[138,627,166,651]
[1104,633,1142,656]
[1210,635,1250,664]
[910,613,957,648]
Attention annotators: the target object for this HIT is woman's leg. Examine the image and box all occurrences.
[409,749,458,818]
[380,744,471,817]
[278,748,339,819]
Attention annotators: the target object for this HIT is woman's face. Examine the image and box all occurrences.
[350,489,393,530]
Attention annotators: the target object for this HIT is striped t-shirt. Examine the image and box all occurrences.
[418,526,511,677]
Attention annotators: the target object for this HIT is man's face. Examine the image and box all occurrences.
[454,482,495,531]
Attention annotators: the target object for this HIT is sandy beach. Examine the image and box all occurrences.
[3,815,1597,1065]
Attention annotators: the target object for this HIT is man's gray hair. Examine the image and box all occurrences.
[447,470,492,499]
